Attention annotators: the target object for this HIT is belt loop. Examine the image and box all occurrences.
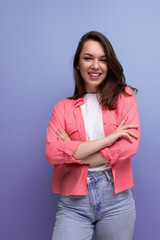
[105,170,111,182]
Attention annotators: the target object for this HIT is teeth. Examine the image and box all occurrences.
[89,73,101,76]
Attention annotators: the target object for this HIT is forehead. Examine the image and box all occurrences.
[81,40,105,56]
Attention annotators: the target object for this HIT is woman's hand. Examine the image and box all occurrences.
[105,116,139,147]
[57,128,71,141]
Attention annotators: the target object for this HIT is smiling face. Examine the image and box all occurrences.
[77,40,108,93]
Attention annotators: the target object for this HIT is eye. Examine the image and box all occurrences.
[100,59,107,62]
[84,57,92,61]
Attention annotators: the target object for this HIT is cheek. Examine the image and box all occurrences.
[79,64,89,76]
[103,67,108,77]
[104,64,108,73]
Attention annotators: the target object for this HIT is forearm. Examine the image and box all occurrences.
[57,107,139,162]
[79,152,108,165]
[73,137,109,159]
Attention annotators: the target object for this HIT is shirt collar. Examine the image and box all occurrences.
[73,93,102,107]
[73,97,85,107]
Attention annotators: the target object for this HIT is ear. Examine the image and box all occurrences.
[77,65,80,70]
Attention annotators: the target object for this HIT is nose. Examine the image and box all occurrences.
[91,59,100,70]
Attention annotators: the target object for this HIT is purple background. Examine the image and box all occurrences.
[1,0,160,239]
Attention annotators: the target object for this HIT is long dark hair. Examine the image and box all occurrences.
[68,31,137,110]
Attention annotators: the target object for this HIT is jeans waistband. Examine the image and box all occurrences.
[87,169,113,183]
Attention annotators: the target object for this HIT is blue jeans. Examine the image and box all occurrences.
[52,170,136,240]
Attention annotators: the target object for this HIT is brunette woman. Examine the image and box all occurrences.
[45,31,140,240]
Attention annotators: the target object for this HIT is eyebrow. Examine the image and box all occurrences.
[83,53,106,58]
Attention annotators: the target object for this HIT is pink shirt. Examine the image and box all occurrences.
[45,87,140,195]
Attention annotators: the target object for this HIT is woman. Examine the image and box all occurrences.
[45,31,140,240]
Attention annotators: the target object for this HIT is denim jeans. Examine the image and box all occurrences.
[52,170,136,240]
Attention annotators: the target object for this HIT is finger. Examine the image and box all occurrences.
[57,129,63,137]
[57,129,71,142]
[58,128,68,137]
[63,131,69,137]
[118,115,128,128]
[58,128,65,134]
[57,135,64,141]
[57,128,61,134]
[59,128,65,133]
[57,129,66,137]
[60,129,71,140]
[127,135,133,143]
[126,130,139,139]
[57,131,66,141]
[122,125,139,130]
[121,133,133,143]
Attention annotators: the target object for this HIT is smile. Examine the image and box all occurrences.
[88,73,101,77]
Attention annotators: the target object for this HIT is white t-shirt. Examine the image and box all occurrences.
[81,93,111,171]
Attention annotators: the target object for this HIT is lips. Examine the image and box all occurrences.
[88,72,101,77]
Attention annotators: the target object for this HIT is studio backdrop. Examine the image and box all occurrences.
[1,0,160,239]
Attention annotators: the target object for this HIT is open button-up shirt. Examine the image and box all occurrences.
[45,87,140,195]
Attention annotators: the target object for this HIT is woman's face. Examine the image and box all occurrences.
[78,40,108,93]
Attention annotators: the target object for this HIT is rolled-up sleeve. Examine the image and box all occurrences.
[99,87,140,166]
[45,100,82,165]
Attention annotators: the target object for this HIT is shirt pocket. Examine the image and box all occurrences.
[109,119,119,132]
[65,123,80,140]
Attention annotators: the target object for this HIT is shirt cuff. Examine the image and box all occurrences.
[99,148,121,166]
[58,140,82,163]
